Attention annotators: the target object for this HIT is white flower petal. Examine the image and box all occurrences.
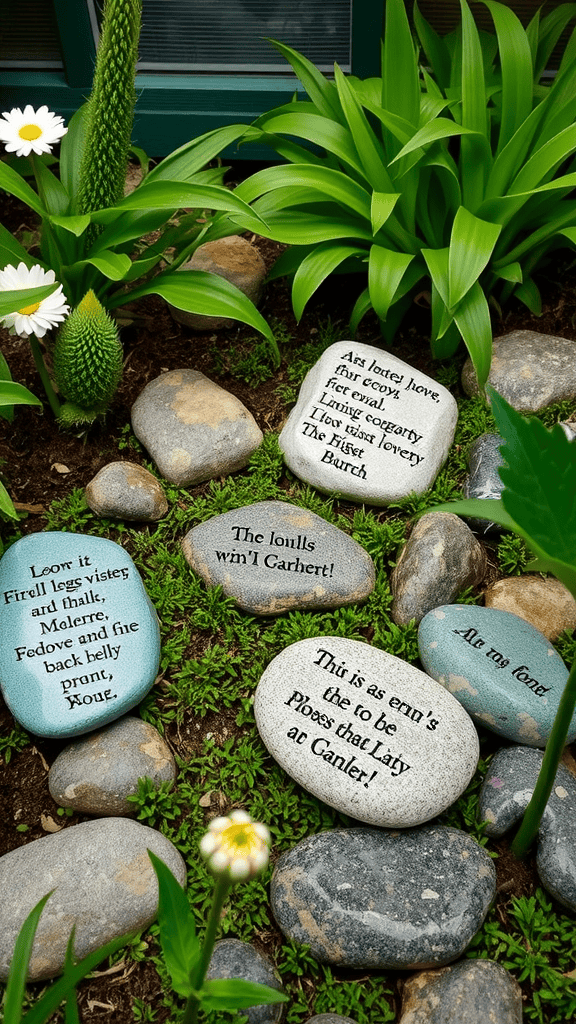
[0,262,69,338]
[0,104,67,158]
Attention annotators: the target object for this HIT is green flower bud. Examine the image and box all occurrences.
[53,290,123,421]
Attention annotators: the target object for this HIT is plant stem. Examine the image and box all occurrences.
[512,657,576,859]
[29,334,61,418]
[182,876,231,1024]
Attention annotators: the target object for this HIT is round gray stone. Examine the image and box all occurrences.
[399,959,522,1023]
[85,461,168,521]
[271,826,496,969]
[48,716,176,816]
[206,939,285,1024]
[0,817,186,980]
[462,433,506,534]
[131,369,263,486]
[306,1017,359,1024]
[391,512,486,625]
[167,235,266,331]
[462,330,576,411]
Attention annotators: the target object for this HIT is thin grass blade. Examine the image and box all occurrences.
[3,893,52,1024]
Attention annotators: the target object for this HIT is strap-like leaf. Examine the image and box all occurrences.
[146,125,251,184]
[382,0,420,134]
[292,243,366,321]
[368,245,414,321]
[448,206,501,308]
[333,64,395,192]
[0,161,46,216]
[148,851,198,999]
[0,283,61,317]
[3,892,53,1024]
[349,286,372,334]
[0,224,43,271]
[250,111,365,180]
[481,1,533,154]
[0,382,42,408]
[49,215,91,238]
[452,279,492,390]
[413,1,452,90]
[266,38,342,122]
[58,104,88,209]
[371,192,401,235]
[198,978,288,1011]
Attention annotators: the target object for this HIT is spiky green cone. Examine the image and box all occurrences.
[77,0,142,220]
[53,290,123,425]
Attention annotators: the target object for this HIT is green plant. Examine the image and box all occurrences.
[53,289,123,425]
[234,0,576,389]
[0,355,42,531]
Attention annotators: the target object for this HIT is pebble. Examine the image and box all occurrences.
[391,513,486,625]
[462,330,576,411]
[206,939,285,1024]
[278,341,458,505]
[131,369,263,487]
[85,461,168,521]
[167,236,266,330]
[418,605,571,747]
[181,500,375,616]
[479,746,576,912]
[399,959,522,1023]
[254,637,479,828]
[305,1018,358,1024]
[462,433,506,534]
[0,817,186,981]
[270,826,496,969]
[484,575,576,642]
[48,716,176,816]
[0,532,160,739]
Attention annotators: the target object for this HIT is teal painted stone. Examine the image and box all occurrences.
[418,605,571,747]
[0,533,160,739]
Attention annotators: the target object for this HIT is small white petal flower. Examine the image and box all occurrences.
[0,262,69,338]
[200,810,271,881]
[0,104,67,158]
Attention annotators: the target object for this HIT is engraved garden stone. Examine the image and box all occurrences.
[85,461,168,521]
[278,341,458,505]
[0,818,186,981]
[270,827,496,969]
[399,959,522,1024]
[0,532,160,739]
[181,500,375,616]
[462,330,576,411]
[254,637,479,828]
[418,605,571,748]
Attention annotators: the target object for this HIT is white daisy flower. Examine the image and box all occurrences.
[0,263,69,338]
[0,104,67,158]
[200,810,271,881]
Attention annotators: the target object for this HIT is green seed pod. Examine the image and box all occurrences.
[53,290,123,418]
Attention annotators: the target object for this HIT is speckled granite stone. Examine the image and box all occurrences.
[270,827,495,969]
[418,605,571,747]
[399,959,522,1023]
[48,717,176,816]
[206,939,285,1024]
[462,433,506,534]
[0,818,186,981]
[391,513,486,625]
[85,462,168,521]
[479,746,576,911]
[181,501,375,616]
[462,330,576,411]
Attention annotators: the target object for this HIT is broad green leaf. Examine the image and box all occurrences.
[94,209,174,251]
[428,497,520,534]
[266,38,342,122]
[448,206,501,308]
[413,0,452,90]
[349,286,373,334]
[146,125,250,183]
[493,261,522,284]
[198,978,288,1011]
[382,0,420,132]
[484,100,550,200]
[0,480,18,521]
[31,155,69,216]
[368,245,414,321]
[534,3,576,83]
[389,119,479,165]
[120,253,163,283]
[422,246,450,307]
[236,164,371,221]
[59,104,88,208]
[3,892,53,1024]
[253,111,365,180]
[451,280,492,390]
[0,381,42,408]
[49,214,91,237]
[0,283,62,316]
[371,192,401,235]
[94,182,267,235]
[514,276,542,315]
[0,224,42,271]
[459,0,490,209]
[0,161,46,216]
[250,207,373,246]
[69,251,132,281]
[510,124,576,198]
[266,244,317,281]
[481,1,533,154]
[509,171,576,198]
[242,125,327,169]
[292,243,366,321]
[148,851,198,999]
[333,63,395,192]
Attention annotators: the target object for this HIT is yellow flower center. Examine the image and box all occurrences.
[18,123,43,142]
[221,823,258,854]
[18,301,41,315]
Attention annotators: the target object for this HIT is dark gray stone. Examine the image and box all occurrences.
[0,818,186,980]
[206,939,285,1024]
[479,746,576,911]
[48,716,176,816]
[181,500,375,616]
[85,461,168,521]
[305,1017,359,1024]
[462,433,506,535]
[391,512,486,625]
[462,330,576,411]
[399,958,522,1023]
[270,827,495,969]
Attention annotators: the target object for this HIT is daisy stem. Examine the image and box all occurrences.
[183,875,232,1024]
[29,334,61,418]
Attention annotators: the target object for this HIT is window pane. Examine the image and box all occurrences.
[0,0,62,67]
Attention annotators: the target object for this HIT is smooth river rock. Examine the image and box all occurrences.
[278,341,458,505]
[462,433,506,534]
[48,716,176,816]
[483,575,576,642]
[462,330,576,411]
[399,959,522,1024]
[207,939,285,1024]
[391,512,486,625]
[479,746,576,912]
[85,461,168,521]
[131,369,263,486]
[181,500,375,616]
[254,637,479,828]
[0,532,160,739]
[168,236,266,330]
[270,827,495,969]
[0,817,186,981]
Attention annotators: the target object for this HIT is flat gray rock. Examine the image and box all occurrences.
[462,433,506,534]
[167,236,266,330]
[131,369,263,486]
[48,716,176,816]
[207,939,285,1024]
[85,461,168,521]
[279,341,457,505]
[181,501,375,616]
[255,637,479,828]
[271,827,495,969]
[479,746,576,911]
[462,330,576,411]
[0,818,186,980]
[0,532,160,739]
[391,512,486,625]
[399,959,522,1023]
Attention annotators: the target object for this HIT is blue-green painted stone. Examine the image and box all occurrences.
[418,605,571,748]
[0,532,160,739]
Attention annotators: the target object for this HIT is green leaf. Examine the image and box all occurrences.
[3,892,53,1024]
[146,125,250,184]
[148,850,199,999]
[68,251,132,282]
[0,382,42,408]
[389,119,479,165]
[0,284,62,317]
[32,155,69,216]
[49,215,91,237]
[252,111,366,181]
[413,1,452,89]
[59,104,89,210]
[266,39,342,122]
[382,0,420,133]
[94,182,267,235]
[481,1,533,154]
[333,64,395,192]
[236,164,371,221]
[371,192,401,234]
[427,497,520,533]
[0,225,42,271]
[0,480,18,521]
[493,261,522,284]
[452,280,492,390]
[448,206,501,308]
[368,246,414,321]
[0,161,46,216]
[349,286,373,334]
[422,246,450,307]
[198,978,288,1011]
[292,243,366,321]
